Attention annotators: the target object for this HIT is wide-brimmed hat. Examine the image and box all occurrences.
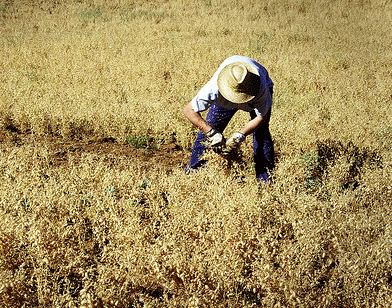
[217,62,261,104]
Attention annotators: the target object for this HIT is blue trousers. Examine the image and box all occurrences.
[186,103,275,182]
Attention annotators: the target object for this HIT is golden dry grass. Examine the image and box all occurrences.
[0,0,392,307]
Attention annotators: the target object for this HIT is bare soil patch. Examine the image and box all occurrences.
[0,130,189,173]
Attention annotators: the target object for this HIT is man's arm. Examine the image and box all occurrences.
[183,101,226,153]
[222,115,265,155]
[183,101,212,134]
[239,115,266,136]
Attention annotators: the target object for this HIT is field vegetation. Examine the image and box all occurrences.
[0,0,392,306]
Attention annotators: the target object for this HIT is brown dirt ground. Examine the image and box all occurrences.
[0,129,190,173]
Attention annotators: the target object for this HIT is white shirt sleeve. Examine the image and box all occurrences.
[254,109,263,117]
[253,87,272,117]
[191,78,219,113]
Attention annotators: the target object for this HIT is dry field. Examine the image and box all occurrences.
[0,0,392,307]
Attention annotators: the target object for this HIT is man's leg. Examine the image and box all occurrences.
[186,103,237,173]
[252,108,275,182]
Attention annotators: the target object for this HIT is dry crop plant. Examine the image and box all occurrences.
[0,0,392,307]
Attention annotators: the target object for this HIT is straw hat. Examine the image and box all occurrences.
[217,62,261,104]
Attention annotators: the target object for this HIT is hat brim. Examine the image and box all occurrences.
[217,62,260,104]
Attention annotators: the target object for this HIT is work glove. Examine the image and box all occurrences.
[206,128,225,154]
[222,132,245,156]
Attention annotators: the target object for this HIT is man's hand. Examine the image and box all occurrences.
[206,128,225,153]
[222,132,245,156]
